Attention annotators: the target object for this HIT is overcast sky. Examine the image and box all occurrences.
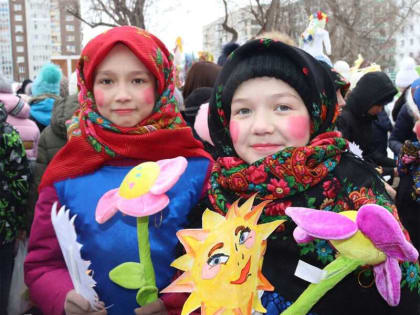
[81,0,250,53]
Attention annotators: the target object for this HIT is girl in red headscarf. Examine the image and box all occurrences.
[24,26,212,315]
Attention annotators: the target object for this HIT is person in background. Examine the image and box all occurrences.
[29,63,62,132]
[182,61,221,127]
[0,73,40,164]
[16,79,33,99]
[338,71,398,178]
[0,101,30,315]
[396,78,420,250]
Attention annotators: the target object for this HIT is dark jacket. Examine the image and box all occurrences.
[0,102,29,244]
[372,110,393,157]
[338,72,397,175]
[389,104,417,156]
[27,94,78,222]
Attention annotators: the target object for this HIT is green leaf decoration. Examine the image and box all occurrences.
[109,262,146,289]
[136,285,158,306]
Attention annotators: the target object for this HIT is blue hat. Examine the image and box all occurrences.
[31,63,62,96]
[406,78,420,118]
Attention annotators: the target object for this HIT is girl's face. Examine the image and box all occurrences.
[93,44,156,127]
[230,77,311,164]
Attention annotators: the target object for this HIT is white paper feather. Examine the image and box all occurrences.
[348,142,363,159]
[51,202,99,310]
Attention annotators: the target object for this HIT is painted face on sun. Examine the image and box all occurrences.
[163,195,284,314]
[93,43,157,127]
[230,77,311,164]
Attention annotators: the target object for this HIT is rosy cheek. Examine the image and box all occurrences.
[201,263,221,279]
[143,88,155,105]
[244,230,256,249]
[287,116,310,140]
[94,89,104,108]
[230,120,239,144]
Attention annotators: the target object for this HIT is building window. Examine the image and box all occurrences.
[16,46,24,52]
[410,52,414,57]
[65,24,74,32]
[14,4,22,11]
[401,39,405,46]
[410,24,414,31]
[17,56,25,63]
[66,35,75,42]
[19,66,25,73]
[16,35,24,42]
[410,38,414,46]
[15,25,23,32]
[66,45,76,53]
[65,15,74,21]
[15,14,23,21]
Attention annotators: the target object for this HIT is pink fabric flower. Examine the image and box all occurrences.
[95,157,188,223]
[286,205,419,306]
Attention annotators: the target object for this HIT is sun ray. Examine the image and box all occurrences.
[253,293,267,313]
[244,200,272,224]
[177,229,209,254]
[170,254,194,271]
[180,292,201,315]
[257,220,286,240]
[202,209,225,229]
[237,193,257,217]
[226,198,241,220]
[161,272,194,293]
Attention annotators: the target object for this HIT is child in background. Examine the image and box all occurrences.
[24,26,212,315]
[397,78,420,251]
[29,63,62,132]
[206,39,419,314]
[0,101,30,314]
[0,73,40,163]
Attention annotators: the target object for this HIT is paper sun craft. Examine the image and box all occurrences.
[282,204,418,315]
[162,194,285,315]
[51,203,100,310]
[95,156,188,306]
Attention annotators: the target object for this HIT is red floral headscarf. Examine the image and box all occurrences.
[40,26,211,190]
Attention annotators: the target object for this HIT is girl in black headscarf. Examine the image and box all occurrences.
[207,39,419,315]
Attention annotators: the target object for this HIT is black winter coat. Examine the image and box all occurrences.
[389,104,417,156]
[338,72,397,175]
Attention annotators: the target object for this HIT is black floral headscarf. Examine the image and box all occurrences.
[208,38,341,158]
[207,39,348,217]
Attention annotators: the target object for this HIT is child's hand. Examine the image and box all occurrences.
[134,299,167,315]
[64,290,107,315]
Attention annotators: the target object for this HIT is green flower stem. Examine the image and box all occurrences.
[137,216,158,303]
[281,256,362,315]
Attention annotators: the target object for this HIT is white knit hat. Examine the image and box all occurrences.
[395,56,419,89]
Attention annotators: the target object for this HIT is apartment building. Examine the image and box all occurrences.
[0,0,81,82]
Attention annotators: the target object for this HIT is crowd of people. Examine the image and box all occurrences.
[0,23,419,315]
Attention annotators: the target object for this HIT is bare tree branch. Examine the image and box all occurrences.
[67,0,149,29]
[221,0,239,42]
